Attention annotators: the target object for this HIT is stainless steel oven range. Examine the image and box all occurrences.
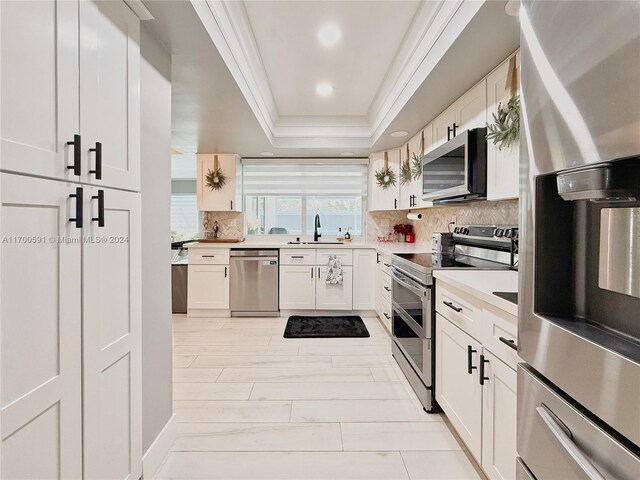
[519,1,640,478]
[390,225,517,412]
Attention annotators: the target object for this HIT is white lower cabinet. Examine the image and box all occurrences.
[279,265,316,310]
[352,249,376,310]
[435,278,519,480]
[481,350,518,480]
[436,313,483,461]
[316,266,353,310]
[188,264,230,310]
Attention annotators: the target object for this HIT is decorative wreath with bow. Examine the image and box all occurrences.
[400,133,424,185]
[205,155,227,191]
[487,56,520,150]
[375,151,397,190]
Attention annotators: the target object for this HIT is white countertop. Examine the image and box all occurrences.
[433,269,519,316]
[185,240,432,255]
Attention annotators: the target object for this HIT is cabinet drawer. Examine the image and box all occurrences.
[189,249,230,265]
[481,303,522,370]
[378,253,392,276]
[280,249,315,265]
[435,281,483,340]
[381,273,392,304]
[317,249,353,266]
[378,297,392,333]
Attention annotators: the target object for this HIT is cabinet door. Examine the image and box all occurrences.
[399,142,413,210]
[0,174,82,479]
[1,0,79,181]
[409,127,434,209]
[279,265,316,310]
[187,264,230,310]
[197,154,241,212]
[435,313,482,462]
[368,150,400,211]
[352,250,376,310]
[486,53,520,201]
[481,350,518,480]
[455,80,487,133]
[82,187,142,480]
[316,266,353,310]
[432,106,456,150]
[80,0,140,191]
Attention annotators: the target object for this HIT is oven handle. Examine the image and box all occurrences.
[392,303,426,338]
[536,405,605,480]
[390,269,428,297]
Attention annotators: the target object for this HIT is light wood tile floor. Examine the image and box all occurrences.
[156,315,482,480]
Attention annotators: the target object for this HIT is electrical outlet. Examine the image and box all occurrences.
[450,215,457,225]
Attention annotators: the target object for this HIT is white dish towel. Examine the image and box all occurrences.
[325,254,343,285]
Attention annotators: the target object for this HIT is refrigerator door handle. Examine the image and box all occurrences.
[536,405,605,480]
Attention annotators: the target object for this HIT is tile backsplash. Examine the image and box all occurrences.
[366,199,518,243]
[204,199,518,242]
[203,211,244,239]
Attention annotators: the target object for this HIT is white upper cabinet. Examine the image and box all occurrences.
[80,0,140,191]
[0,0,140,192]
[486,52,520,201]
[197,154,242,212]
[0,0,79,181]
[401,127,434,210]
[455,80,487,134]
[368,149,400,211]
[432,105,456,151]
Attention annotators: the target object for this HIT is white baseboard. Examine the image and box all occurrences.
[187,309,231,318]
[142,413,176,479]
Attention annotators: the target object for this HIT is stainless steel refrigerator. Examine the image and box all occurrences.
[518,1,640,478]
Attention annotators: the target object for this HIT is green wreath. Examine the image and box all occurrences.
[400,160,412,185]
[487,95,520,150]
[375,166,396,190]
[411,153,422,181]
[205,168,227,191]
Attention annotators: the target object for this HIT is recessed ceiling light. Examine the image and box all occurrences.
[390,130,409,138]
[340,152,354,156]
[260,152,274,156]
[316,83,334,97]
[317,24,341,47]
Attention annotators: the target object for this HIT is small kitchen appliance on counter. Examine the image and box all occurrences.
[390,224,517,412]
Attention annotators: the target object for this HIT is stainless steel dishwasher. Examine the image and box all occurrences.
[230,249,279,316]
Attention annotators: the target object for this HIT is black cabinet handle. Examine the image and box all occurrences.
[479,354,490,385]
[89,141,102,179]
[499,336,518,351]
[447,126,452,142]
[91,190,105,227]
[291,255,305,259]
[452,123,459,137]
[384,313,390,319]
[317,267,320,278]
[311,267,314,278]
[443,301,462,313]
[69,187,83,228]
[467,345,477,374]
[376,252,380,264]
[224,266,228,278]
[230,200,233,210]
[202,255,216,258]
[384,286,391,292]
[394,198,398,209]
[383,263,391,268]
[66,134,81,176]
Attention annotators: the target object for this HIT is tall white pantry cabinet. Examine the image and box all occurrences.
[0,1,143,479]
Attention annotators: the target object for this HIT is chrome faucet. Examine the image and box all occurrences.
[314,214,321,242]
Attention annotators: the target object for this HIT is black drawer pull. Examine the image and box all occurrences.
[89,141,102,179]
[383,263,391,268]
[384,286,391,292]
[311,267,314,278]
[66,134,81,176]
[291,255,305,259]
[224,266,228,278]
[479,354,490,385]
[91,189,105,227]
[467,345,477,374]
[443,301,462,313]
[384,313,390,319]
[499,336,518,351]
[69,187,83,228]
[202,255,216,258]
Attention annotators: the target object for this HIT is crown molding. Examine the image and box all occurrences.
[191,0,485,149]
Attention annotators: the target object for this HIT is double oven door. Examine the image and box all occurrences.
[390,267,431,384]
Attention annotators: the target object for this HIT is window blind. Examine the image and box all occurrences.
[170,194,199,236]
[242,163,368,196]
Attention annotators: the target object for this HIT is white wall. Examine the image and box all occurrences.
[140,25,173,453]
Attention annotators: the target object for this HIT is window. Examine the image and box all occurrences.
[171,156,200,242]
[243,162,367,236]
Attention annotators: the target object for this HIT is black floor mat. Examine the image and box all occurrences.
[283,315,370,338]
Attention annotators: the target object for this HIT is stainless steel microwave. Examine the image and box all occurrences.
[421,128,487,204]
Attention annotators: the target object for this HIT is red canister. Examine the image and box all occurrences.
[405,232,415,243]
